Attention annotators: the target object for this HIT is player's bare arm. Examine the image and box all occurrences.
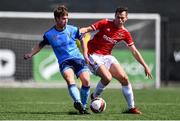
[80,37,90,64]
[79,26,94,64]
[129,45,153,79]
[80,26,94,34]
[24,43,43,60]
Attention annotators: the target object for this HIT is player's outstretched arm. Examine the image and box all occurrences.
[129,45,153,79]
[24,43,43,60]
[80,26,93,34]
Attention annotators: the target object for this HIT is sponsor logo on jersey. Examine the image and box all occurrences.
[103,34,117,44]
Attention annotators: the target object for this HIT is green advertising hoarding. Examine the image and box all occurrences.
[33,48,155,88]
[113,49,155,88]
[33,49,62,83]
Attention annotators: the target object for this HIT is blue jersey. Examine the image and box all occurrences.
[42,25,84,64]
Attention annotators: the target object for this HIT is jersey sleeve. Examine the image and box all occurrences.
[124,31,134,46]
[69,25,83,41]
[75,28,83,41]
[39,35,50,48]
[91,19,108,31]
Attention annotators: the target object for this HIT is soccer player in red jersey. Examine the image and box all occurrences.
[80,7,152,114]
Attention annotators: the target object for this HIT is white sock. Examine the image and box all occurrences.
[93,81,106,98]
[122,84,135,109]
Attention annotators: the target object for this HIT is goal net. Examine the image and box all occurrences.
[0,12,160,88]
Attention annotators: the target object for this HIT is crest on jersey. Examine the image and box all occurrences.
[118,33,124,39]
[106,28,110,32]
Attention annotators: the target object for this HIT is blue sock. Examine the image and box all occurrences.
[80,86,90,108]
[68,84,81,103]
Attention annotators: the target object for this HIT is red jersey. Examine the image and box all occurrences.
[88,19,134,55]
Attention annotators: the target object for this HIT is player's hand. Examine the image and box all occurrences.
[144,66,153,79]
[24,53,32,60]
[84,55,90,65]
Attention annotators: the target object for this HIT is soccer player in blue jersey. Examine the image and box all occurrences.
[24,5,90,114]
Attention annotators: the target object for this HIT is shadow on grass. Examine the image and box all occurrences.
[0,111,81,115]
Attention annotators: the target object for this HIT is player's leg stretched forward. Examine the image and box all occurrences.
[109,63,142,114]
[91,64,112,99]
[90,55,141,114]
[91,62,142,114]
[79,71,90,114]
[62,68,90,114]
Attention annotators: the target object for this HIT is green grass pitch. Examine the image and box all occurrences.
[0,88,180,120]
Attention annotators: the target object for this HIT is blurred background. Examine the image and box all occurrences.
[0,0,180,88]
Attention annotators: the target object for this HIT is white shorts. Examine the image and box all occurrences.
[88,53,119,74]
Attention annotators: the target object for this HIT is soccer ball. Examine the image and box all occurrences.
[90,98,106,113]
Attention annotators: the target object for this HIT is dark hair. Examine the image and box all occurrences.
[115,7,128,15]
[53,5,68,19]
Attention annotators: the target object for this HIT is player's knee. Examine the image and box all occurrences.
[102,74,112,85]
[64,77,75,85]
[120,75,129,86]
[81,77,90,87]
[79,72,90,86]
[63,75,73,83]
[107,74,112,82]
